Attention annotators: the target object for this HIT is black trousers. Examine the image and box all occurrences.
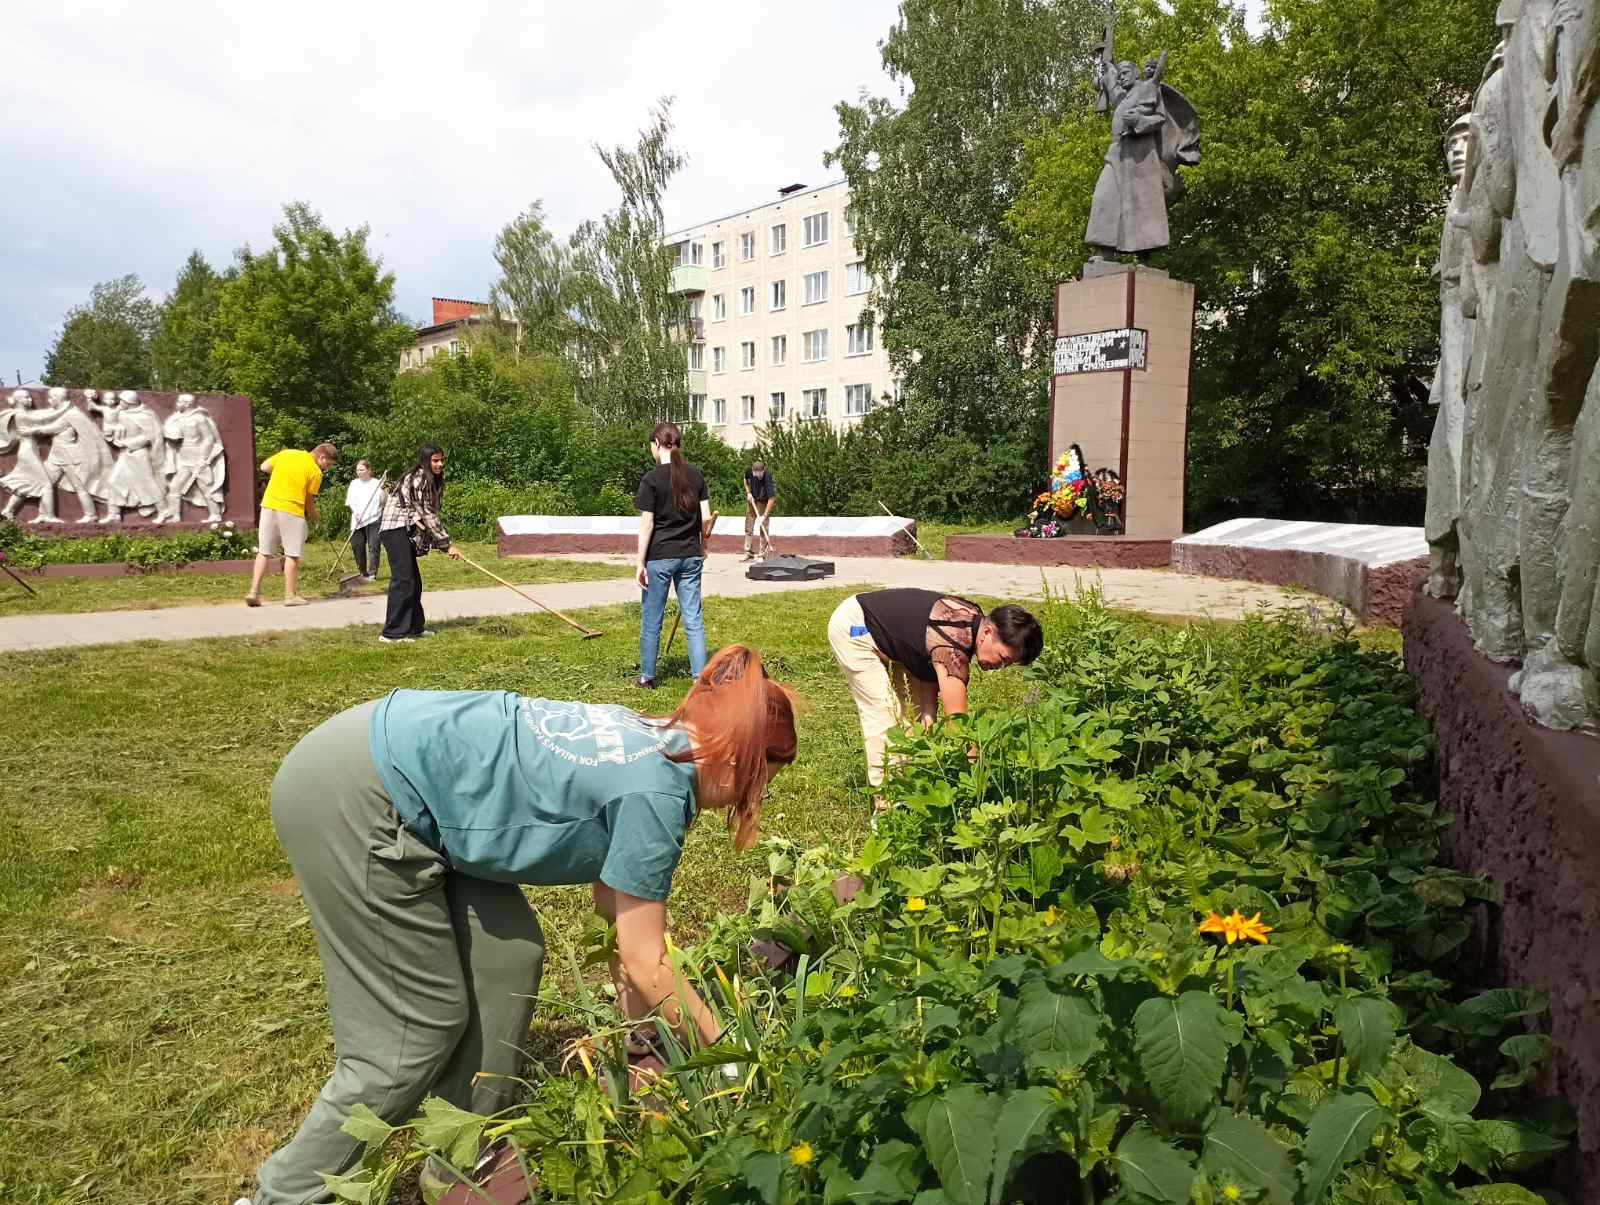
[380,529,425,638]
[351,521,382,577]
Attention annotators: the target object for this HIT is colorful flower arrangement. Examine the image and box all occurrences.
[1018,444,1127,536]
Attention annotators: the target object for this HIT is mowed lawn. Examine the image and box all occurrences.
[0,540,631,616]
[0,588,1032,1204]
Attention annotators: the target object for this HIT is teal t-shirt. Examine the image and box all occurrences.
[368,690,699,901]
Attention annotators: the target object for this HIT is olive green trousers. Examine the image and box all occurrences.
[253,701,545,1204]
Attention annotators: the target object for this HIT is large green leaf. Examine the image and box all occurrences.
[1299,1092,1389,1204]
[742,1151,784,1205]
[1013,979,1101,1067]
[1492,1034,1554,1090]
[1202,1113,1296,1205]
[1475,1119,1569,1172]
[1331,996,1396,1081]
[1133,991,1239,1122]
[988,1088,1059,1205]
[1113,1124,1195,1203]
[824,1141,925,1205]
[1458,1185,1548,1204]
[909,1085,1001,1205]
[340,1102,397,1148]
[413,1095,488,1167]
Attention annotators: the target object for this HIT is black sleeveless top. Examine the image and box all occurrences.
[857,588,983,683]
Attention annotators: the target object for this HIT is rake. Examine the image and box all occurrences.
[459,553,604,639]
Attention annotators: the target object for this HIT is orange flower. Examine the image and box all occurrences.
[1198,909,1272,945]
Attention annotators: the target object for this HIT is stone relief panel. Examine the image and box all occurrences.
[0,389,255,533]
[1425,0,1599,729]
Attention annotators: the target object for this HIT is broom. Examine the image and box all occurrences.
[328,475,387,597]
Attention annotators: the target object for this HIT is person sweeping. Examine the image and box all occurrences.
[828,588,1043,817]
[742,460,775,561]
[377,443,460,643]
[234,644,798,1205]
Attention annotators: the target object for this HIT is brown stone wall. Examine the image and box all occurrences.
[497,531,917,559]
[1403,588,1600,1200]
[944,534,1173,569]
[0,389,256,533]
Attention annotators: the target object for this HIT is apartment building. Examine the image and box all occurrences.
[664,179,894,449]
[401,297,488,370]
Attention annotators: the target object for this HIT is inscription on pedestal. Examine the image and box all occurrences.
[1053,328,1148,375]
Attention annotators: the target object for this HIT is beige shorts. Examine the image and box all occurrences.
[258,506,309,558]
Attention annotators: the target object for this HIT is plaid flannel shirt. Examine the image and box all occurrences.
[379,468,450,549]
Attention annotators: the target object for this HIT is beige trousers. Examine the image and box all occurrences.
[829,595,912,789]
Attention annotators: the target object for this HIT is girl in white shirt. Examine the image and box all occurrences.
[344,459,386,580]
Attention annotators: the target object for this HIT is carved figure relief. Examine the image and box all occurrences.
[0,388,248,530]
[1428,0,1600,730]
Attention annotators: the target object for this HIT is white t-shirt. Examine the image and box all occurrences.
[345,477,385,531]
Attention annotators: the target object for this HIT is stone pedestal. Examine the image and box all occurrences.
[1049,265,1195,539]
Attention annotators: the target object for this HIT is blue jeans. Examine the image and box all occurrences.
[639,556,707,681]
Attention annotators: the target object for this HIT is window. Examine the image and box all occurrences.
[673,241,689,266]
[712,293,726,321]
[448,339,460,355]
[742,394,758,423]
[712,346,726,373]
[803,328,828,362]
[740,341,756,369]
[803,271,828,305]
[691,242,704,265]
[845,383,874,416]
[771,334,787,365]
[712,397,727,425]
[740,231,756,260]
[803,212,829,247]
[846,321,874,355]
[687,297,702,319]
[712,241,726,269]
[770,223,786,254]
[770,279,786,310]
[740,286,755,315]
[803,387,828,418]
[846,262,872,295]
[769,391,786,421]
[687,344,704,370]
[689,394,705,422]
[844,206,857,238]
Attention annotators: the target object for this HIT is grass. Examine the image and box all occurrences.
[0,587,1033,1204]
[0,540,630,616]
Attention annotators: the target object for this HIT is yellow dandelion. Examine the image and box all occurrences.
[789,1141,815,1166]
[838,984,859,999]
[970,927,989,938]
[1043,905,1062,925]
[1329,943,1352,956]
[1198,909,1272,946]
[1222,1185,1242,1202]
[906,897,928,913]
[944,923,962,933]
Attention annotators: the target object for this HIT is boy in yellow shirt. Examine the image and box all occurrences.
[246,443,339,606]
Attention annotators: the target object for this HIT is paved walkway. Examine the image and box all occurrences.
[0,555,1313,652]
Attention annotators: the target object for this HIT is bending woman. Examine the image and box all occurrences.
[635,421,712,688]
[238,645,798,1205]
[378,443,460,643]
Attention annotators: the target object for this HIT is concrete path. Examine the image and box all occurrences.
[0,555,1313,653]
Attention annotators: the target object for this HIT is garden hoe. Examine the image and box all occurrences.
[661,509,718,660]
[327,476,387,597]
[879,500,932,559]
[458,553,604,639]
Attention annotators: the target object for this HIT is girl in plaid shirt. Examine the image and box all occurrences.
[378,443,461,642]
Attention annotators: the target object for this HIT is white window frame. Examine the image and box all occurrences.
[740,341,756,370]
[711,241,726,269]
[770,279,786,310]
[844,206,857,238]
[712,397,727,425]
[741,394,757,423]
[845,383,873,417]
[846,321,874,356]
[740,231,756,261]
[803,271,828,305]
[803,387,828,419]
[687,344,704,370]
[803,328,828,363]
[846,262,872,295]
[689,393,705,422]
[712,293,726,321]
[740,286,755,316]
[769,391,786,421]
[770,223,787,254]
[771,334,787,366]
[687,297,702,319]
[712,346,726,374]
[802,212,829,247]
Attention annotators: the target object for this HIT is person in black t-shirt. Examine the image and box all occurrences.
[743,461,775,561]
[634,421,712,688]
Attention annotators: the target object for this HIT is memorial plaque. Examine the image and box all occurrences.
[1053,327,1147,375]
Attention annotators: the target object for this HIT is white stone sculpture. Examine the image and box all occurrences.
[99,389,166,522]
[158,393,226,523]
[24,386,116,524]
[0,390,54,520]
[1429,0,1600,729]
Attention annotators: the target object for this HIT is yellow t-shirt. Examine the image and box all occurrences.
[261,450,323,517]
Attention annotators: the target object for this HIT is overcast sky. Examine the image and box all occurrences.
[2,0,1264,387]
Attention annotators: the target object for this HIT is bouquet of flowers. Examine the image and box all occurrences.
[1017,446,1128,537]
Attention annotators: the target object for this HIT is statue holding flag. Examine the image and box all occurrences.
[1085,1,1202,259]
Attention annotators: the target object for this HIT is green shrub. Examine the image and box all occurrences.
[440,478,578,543]
[0,519,255,569]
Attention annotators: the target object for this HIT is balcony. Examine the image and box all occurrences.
[670,264,708,294]
[686,368,708,393]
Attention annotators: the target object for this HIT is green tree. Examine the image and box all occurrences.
[212,202,414,449]
[829,0,1104,443]
[566,100,691,423]
[1008,0,1497,525]
[488,200,576,360]
[151,251,228,390]
[42,274,159,388]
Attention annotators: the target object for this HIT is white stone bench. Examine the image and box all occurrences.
[497,514,918,558]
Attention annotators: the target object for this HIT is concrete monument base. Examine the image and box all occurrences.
[945,534,1172,569]
[1403,587,1600,1199]
[497,515,918,560]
